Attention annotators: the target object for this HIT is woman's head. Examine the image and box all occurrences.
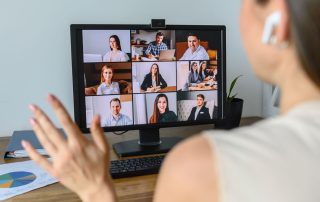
[109,35,122,51]
[156,94,169,114]
[200,61,207,70]
[100,65,114,83]
[150,63,159,76]
[240,0,320,88]
[191,62,198,73]
[149,93,169,123]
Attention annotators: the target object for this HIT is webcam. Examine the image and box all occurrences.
[151,19,166,29]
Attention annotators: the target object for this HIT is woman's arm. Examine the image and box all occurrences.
[158,74,167,89]
[96,85,103,95]
[113,82,120,94]
[154,135,220,202]
[120,51,129,62]
[140,74,151,91]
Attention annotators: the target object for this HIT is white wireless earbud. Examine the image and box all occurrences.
[262,11,281,44]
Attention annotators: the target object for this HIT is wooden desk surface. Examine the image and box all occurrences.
[0,117,262,202]
[140,86,176,93]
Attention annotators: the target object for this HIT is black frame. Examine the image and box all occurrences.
[70,24,226,133]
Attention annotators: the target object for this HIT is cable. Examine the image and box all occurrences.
[112,131,128,135]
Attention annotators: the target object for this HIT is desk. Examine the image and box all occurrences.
[0,117,262,202]
[140,86,176,93]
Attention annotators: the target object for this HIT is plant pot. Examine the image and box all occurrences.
[215,98,244,129]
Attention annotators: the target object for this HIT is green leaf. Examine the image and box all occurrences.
[227,75,242,100]
[226,94,237,103]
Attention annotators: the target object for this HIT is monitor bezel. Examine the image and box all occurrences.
[70,24,226,133]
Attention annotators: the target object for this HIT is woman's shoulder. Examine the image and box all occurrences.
[97,83,105,88]
[165,111,177,118]
[112,81,119,87]
[203,112,320,154]
[119,50,126,55]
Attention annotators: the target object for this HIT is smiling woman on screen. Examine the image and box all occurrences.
[22,0,320,201]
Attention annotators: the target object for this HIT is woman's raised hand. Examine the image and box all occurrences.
[22,94,116,202]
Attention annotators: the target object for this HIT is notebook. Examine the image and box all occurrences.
[4,130,65,158]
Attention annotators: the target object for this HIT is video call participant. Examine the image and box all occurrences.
[145,32,168,59]
[97,65,120,95]
[188,62,204,87]
[149,93,177,124]
[187,94,211,121]
[102,98,132,127]
[179,33,209,60]
[199,61,215,79]
[103,35,129,62]
[141,63,168,92]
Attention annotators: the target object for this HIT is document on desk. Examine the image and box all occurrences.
[0,160,58,201]
[140,56,157,61]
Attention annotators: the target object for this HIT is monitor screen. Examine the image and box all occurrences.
[71,24,226,134]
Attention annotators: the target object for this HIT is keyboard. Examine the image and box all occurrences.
[109,155,165,179]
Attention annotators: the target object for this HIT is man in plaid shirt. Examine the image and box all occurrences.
[145,32,168,58]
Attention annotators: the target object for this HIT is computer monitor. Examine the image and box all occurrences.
[70,24,226,157]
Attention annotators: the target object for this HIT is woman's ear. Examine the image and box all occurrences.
[275,0,290,44]
[261,0,289,47]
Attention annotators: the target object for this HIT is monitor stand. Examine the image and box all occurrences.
[112,128,182,157]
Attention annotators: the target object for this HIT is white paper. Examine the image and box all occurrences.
[0,160,58,201]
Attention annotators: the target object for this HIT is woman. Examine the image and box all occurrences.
[23,0,320,201]
[102,35,129,62]
[96,65,120,95]
[140,63,167,92]
[188,61,204,86]
[199,60,215,79]
[149,93,177,123]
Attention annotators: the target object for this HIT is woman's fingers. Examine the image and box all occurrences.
[90,115,109,153]
[47,94,84,142]
[29,105,66,154]
[29,118,58,155]
[21,140,57,177]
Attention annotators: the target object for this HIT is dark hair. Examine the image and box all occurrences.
[110,98,121,107]
[257,0,320,87]
[187,32,199,40]
[149,94,169,123]
[156,32,164,37]
[149,63,160,85]
[197,94,205,100]
[190,62,198,74]
[109,35,122,51]
[199,61,207,69]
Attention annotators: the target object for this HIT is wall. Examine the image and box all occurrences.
[0,0,262,137]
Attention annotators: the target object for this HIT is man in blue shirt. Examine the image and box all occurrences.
[102,98,133,127]
[145,32,168,59]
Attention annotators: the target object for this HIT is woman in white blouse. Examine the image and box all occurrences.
[96,65,120,95]
[102,35,129,62]
[23,0,320,201]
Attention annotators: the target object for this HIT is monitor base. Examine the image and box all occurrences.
[113,137,182,157]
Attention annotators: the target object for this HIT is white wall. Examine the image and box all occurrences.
[0,0,262,137]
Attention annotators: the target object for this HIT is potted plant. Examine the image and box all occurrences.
[215,75,244,129]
